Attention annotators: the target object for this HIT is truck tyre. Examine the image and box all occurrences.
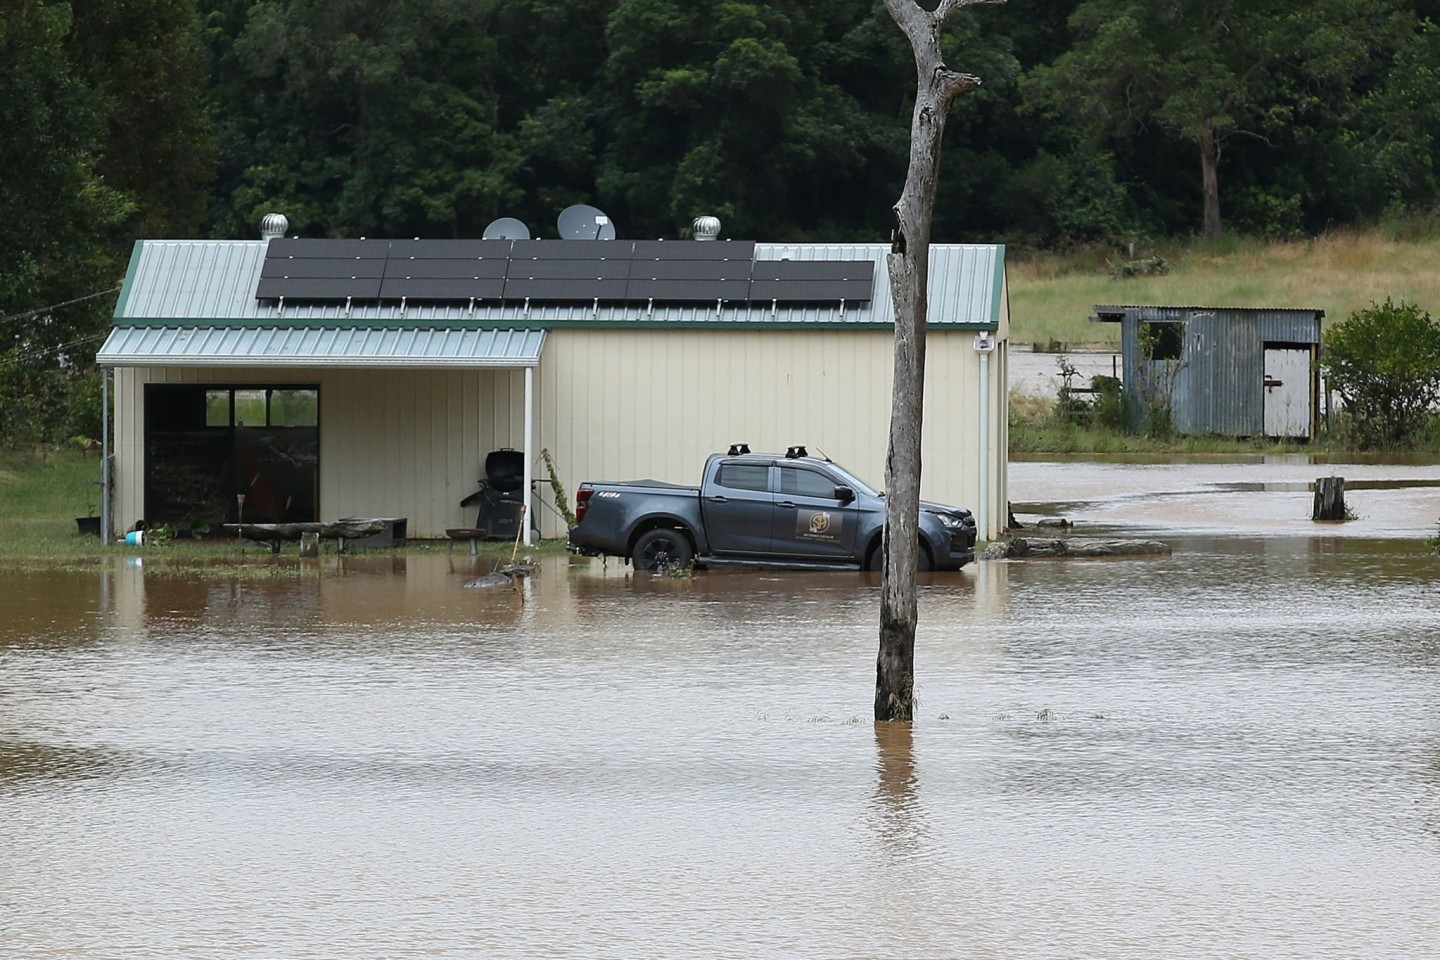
[864,541,933,571]
[631,528,694,571]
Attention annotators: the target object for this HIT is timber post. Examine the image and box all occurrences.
[1313,477,1346,521]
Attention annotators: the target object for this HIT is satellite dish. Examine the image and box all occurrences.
[483,217,531,240]
[557,204,617,241]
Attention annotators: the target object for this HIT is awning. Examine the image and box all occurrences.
[96,326,546,368]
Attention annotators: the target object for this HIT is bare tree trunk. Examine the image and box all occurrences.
[1199,119,1222,242]
[876,0,995,722]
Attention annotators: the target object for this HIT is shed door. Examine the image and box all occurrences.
[1263,347,1311,438]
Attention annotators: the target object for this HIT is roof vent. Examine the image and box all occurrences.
[259,212,289,240]
[692,216,721,241]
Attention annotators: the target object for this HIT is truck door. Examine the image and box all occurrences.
[702,460,775,555]
[771,464,860,561]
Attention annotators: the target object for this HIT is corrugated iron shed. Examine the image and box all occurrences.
[1092,304,1324,437]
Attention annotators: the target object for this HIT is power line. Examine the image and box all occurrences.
[0,286,121,329]
[0,332,108,368]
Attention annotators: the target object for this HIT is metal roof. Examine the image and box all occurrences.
[1091,304,1325,322]
[113,240,1003,330]
[97,326,546,368]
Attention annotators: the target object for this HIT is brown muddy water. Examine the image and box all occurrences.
[4,459,1440,959]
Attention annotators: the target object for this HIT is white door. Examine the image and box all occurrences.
[1263,347,1311,438]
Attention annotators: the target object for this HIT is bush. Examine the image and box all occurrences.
[1320,298,1440,448]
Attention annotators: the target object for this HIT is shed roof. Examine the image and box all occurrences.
[1091,304,1325,322]
[113,240,1004,331]
[97,326,546,368]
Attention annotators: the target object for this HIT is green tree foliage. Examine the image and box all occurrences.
[66,0,217,239]
[1321,298,1440,448]
[0,1,129,449]
[205,0,527,238]
[1027,0,1406,241]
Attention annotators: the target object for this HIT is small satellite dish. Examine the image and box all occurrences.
[483,217,531,240]
[557,204,617,241]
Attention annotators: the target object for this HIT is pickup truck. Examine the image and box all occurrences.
[568,447,977,571]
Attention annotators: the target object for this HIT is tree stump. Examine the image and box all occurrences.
[1313,477,1346,521]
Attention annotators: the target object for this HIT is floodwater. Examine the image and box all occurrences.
[4,458,1440,958]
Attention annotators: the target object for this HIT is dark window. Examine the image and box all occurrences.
[780,467,838,498]
[716,462,769,492]
[145,384,320,529]
[1141,321,1184,361]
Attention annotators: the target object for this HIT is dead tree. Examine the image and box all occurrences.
[876,0,1001,722]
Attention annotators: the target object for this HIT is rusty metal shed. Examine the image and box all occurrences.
[1091,305,1325,438]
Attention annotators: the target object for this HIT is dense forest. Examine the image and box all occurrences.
[4,0,1440,444]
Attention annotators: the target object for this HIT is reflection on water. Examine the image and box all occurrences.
[2,537,1440,958]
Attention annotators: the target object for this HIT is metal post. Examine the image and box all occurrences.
[101,368,111,545]
[523,365,534,546]
[973,333,997,541]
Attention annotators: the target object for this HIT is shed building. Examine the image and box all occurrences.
[96,225,1010,545]
[1092,304,1324,439]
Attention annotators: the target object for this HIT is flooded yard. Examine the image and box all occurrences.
[3,457,1440,958]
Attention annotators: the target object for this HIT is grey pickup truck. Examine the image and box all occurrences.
[568,446,977,571]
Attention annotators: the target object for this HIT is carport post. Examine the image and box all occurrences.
[523,365,534,545]
[974,332,997,540]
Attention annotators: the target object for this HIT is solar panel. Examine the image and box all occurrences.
[260,258,386,279]
[388,239,513,260]
[631,240,755,261]
[749,280,871,301]
[511,239,632,261]
[623,279,752,301]
[508,258,631,280]
[502,277,630,300]
[256,278,383,300]
[255,238,875,306]
[384,258,508,280]
[265,238,391,259]
[378,278,506,300]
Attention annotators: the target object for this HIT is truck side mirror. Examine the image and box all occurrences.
[834,485,855,503]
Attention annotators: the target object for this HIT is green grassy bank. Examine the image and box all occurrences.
[1009,227,1440,348]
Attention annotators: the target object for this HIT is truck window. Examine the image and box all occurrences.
[780,466,838,498]
[716,462,769,492]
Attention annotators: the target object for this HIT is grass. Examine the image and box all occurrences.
[1008,227,1440,348]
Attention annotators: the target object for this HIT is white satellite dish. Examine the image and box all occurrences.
[557,204,616,240]
[482,217,531,240]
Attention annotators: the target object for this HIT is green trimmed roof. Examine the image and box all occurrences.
[113,239,1004,331]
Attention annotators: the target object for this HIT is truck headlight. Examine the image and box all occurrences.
[933,512,964,530]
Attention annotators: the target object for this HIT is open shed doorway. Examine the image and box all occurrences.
[144,384,319,531]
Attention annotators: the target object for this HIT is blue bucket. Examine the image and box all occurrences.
[124,530,145,546]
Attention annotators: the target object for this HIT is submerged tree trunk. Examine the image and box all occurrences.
[877,0,994,722]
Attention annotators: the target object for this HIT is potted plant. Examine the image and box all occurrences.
[72,436,102,537]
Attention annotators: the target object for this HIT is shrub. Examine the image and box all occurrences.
[1320,298,1440,448]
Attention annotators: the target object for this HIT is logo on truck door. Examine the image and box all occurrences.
[797,509,841,543]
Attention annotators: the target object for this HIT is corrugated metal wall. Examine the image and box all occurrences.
[1115,307,1320,437]
[536,328,1003,539]
[112,329,1010,541]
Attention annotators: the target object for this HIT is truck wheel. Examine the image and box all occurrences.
[631,528,693,571]
[864,541,932,571]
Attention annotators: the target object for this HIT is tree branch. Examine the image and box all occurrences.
[935,0,1008,22]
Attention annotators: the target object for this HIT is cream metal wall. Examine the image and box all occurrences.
[535,328,1010,541]
[111,330,1010,542]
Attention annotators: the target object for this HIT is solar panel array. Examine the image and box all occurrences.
[256,238,873,305]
